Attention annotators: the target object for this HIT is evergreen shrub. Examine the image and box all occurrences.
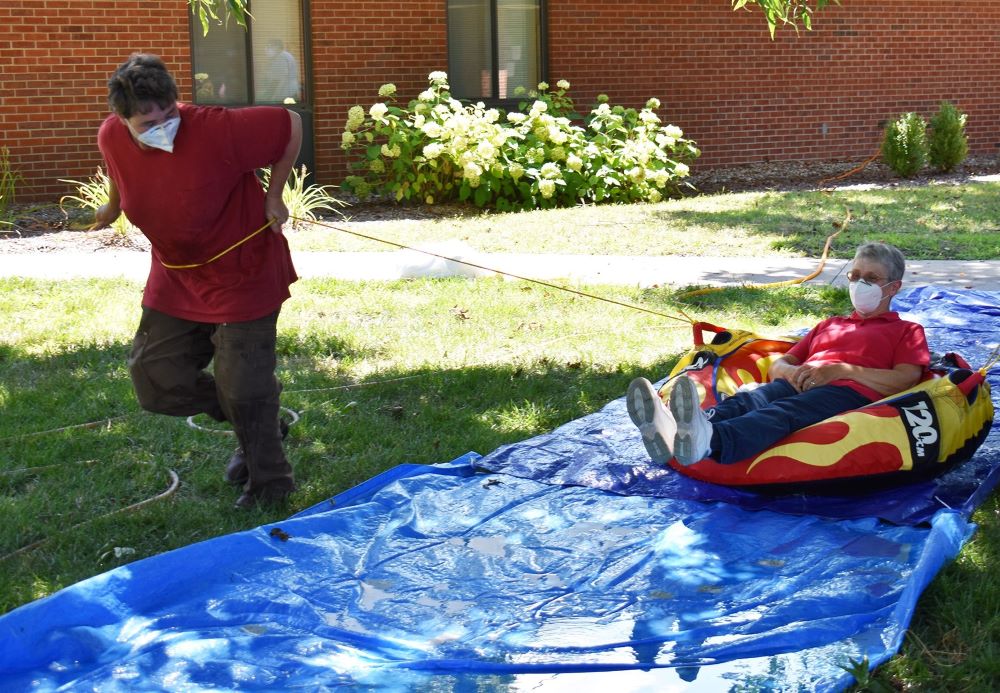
[881,112,927,178]
[927,101,969,173]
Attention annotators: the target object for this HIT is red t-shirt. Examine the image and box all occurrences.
[98,103,297,322]
[785,311,930,400]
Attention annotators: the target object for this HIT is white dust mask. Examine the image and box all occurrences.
[133,116,181,153]
[849,279,887,315]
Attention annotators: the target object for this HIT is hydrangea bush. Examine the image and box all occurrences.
[341,73,700,211]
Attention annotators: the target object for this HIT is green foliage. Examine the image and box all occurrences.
[0,146,21,227]
[733,0,840,38]
[340,74,700,211]
[882,112,928,178]
[927,101,969,173]
[188,0,250,36]
[261,164,347,229]
[59,168,138,236]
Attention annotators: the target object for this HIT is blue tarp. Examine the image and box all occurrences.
[1,287,998,691]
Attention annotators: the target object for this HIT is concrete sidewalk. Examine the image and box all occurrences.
[1,249,999,291]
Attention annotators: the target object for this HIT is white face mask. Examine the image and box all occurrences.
[132,116,181,153]
[849,279,887,314]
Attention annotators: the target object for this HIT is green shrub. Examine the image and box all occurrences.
[881,112,927,178]
[340,73,700,211]
[60,168,138,236]
[927,101,969,172]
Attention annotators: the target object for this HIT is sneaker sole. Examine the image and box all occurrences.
[626,378,674,464]
[670,377,705,466]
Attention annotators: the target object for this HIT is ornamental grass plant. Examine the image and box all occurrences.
[340,73,700,211]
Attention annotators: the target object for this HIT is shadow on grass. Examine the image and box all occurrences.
[656,183,1000,259]
[0,338,678,616]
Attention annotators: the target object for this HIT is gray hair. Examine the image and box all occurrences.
[853,242,905,282]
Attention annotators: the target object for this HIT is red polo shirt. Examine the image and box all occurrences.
[785,311,930,400]
[98,103,297,323]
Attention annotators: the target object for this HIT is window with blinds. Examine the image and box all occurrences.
[447,0,543,101]
[191,0,305,106]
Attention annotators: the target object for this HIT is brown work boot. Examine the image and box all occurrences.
[224,417,290,486]
[234,479,296,509]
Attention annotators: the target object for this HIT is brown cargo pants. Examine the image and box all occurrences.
[127,306,294,495]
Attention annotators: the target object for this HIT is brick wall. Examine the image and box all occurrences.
[0,1,192,202]
[4,1,999,202]
[547,1,1000,168]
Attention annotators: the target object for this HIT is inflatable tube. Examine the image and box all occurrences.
[656,322,995,490]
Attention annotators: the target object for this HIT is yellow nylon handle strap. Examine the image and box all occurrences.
[159,220,274,270]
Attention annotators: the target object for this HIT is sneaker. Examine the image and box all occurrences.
[669,376,713,466]
[224,417,291,486]
[626,377,676,464]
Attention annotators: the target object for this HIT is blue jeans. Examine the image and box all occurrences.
[708,379,871,464]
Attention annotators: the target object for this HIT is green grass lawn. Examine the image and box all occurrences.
[288,179,1000,261]
[2,179,1000,689]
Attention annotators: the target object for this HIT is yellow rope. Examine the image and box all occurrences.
[159,219,274,270]
[295,216,695,325]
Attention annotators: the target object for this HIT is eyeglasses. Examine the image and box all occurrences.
[846,270,890,285]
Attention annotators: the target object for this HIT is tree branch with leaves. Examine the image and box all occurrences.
[188,0,838,39]
[733,0,840,38]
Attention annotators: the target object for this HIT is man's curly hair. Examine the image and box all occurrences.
[108,53,178,118]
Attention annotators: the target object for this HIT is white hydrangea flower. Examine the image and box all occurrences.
[537,81,549,91]
[548,127,567,145]
[418,89,436,102]
[645,97,661,110]
[346,105,365,130]
[463,161,483,180]
[662,125,684,139]
[567,154,583,172]
[378,83,397,97]
[640,110,661,125]
[422,143,444,159]
[627,166,644,183]
[421,121,442,138]
[656,133,676,148]
[548,146,566,161]
[648,189,662,203]
[477,140,496,160]
[491,132,507,147]
[674,162,690,176]
[370,159,385,173]
[411,114,426,129]
[369,102,389,120]
[380,143,401,158]
[341,130,356,147]
[557,79,570,90]
[529,100,548,115]
[507,112,528,124]
[429,71,448,82]
[509,163,525,180]
[540,162,561,179]
[538,179,556,198]
[594,103,611,116]
[484,108,500,123]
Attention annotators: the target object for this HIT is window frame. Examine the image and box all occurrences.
[187,0,313,108]
[446,0,548,108]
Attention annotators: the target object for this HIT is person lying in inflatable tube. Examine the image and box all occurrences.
[628,241,994,490]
